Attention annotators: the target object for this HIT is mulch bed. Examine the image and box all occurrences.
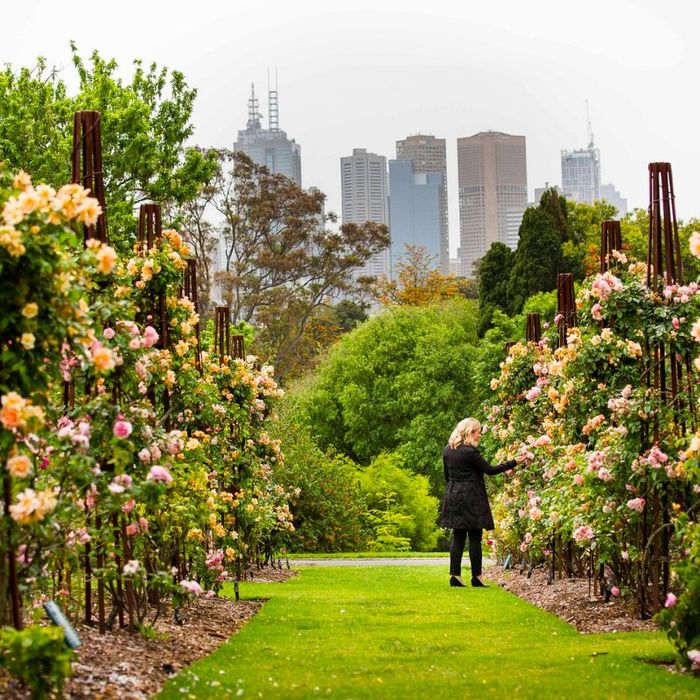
[0,567,297,699]
[485,564,657,633]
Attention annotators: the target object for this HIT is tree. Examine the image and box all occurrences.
[375,244,472,306]
[507,206,565,314]
[0,45,217,252]
[476,241,515,335]
[566,199,617,277]
[296,299,480,494]
[211,150,390,377]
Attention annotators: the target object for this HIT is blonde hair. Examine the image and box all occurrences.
[448,417,481,449]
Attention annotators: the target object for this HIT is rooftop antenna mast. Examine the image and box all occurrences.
[268,67,279,132]
[247,83,261,129]
[585,99,595,149]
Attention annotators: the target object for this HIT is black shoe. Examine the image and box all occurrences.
[471,577,488,587]
[450,576,467,588]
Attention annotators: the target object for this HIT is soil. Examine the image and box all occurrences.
[484,563,658,634]
[0,563,665,698]
[0,567,298,700]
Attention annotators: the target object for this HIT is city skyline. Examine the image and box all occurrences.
[4,1,700,257]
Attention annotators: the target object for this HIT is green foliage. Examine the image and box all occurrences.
[297,299,480,493]
[0,624,74,698]
[521,289,558,324]
[655,464,700,668]
[0,46,217,253]
[477,241,515,335]
[470,310,524,411]
[269,394,367,552]
[507,206,564,313]
[566,199,617,277]
[355,453,440,552]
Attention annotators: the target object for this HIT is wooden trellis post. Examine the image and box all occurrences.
[600,220,622,274]
[183,259,202,372]
[556,273,576,348]
[72,110,108,244]
[137,204,168,350]
[525,313,541,343]
[214,307,232,361]
[637,161,688,617]
[138,204,162,249]
[214,307,246,363]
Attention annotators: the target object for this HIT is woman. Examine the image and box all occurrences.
[440,417,519,588]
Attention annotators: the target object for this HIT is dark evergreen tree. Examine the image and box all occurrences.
[476,241,515,335]
[507,206,564,314]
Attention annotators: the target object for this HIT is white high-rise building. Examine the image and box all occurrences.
[340,148,390,280]
[561,146,600,205]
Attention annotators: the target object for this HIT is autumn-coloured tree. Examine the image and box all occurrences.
[375,245,474,306]
[210,151,389,377]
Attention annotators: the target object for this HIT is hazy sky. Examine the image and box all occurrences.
[4,0,699,255]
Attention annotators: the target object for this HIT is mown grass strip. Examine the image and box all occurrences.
[286,551,449,559]
[158,566,696,699]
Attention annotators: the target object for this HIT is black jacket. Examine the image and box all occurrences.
[439,444,516,530]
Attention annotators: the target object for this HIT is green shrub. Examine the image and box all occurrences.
[0,624,74,698]
[656,515,700,669]
[356,453,440,552]
[270,395,368,552]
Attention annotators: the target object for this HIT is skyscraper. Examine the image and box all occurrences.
[457,131,527,278]
[599,183,628,217]
[340,148,390,280]
[388,159,442,276]
[561,145,600,205]
[395,134,449,273]
[234,83,302,186]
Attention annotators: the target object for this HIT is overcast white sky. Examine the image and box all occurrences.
[4,0,699,254]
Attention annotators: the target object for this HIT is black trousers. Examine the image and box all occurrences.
[449,528,483,578]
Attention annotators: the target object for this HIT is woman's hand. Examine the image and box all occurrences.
[515,448,534,465]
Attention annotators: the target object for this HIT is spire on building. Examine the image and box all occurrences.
[268,68,279,132]
[585,99,595,149]
[247,83,261,130]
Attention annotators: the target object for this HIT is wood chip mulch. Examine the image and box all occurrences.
[485,564,658,634]
[0,567,298,699]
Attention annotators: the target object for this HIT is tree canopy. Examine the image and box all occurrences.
[296,299,480,494]
[0,45,217,252]
[197,150,389,377]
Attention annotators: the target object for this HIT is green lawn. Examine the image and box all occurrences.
[158,566,698,699]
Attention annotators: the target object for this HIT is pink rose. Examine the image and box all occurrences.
[121,499,136,514]
[113,420,133,439]
[611,586,620,597]
[138,516,149,532]
[147,465,173,484]
[665,592,677,608]
[573,474,584,486]
[142,325,159,348]
[626,497,646,513]
[126,522,139,536]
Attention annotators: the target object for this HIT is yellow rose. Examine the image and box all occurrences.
[95,244,117,275]
[6,453,33,478]
[22,303,38,319]
[20,333,36,350]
